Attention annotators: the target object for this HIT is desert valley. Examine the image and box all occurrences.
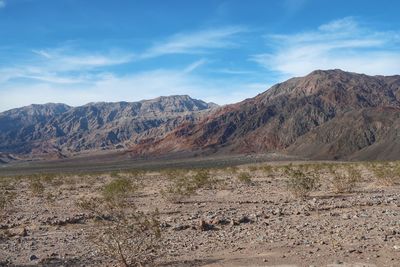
[1,69,400,266]
[1,1,400,266]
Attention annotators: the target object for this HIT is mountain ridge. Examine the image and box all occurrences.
[130,69,400,160]
[1,69,400,161]
[0,95,218,159]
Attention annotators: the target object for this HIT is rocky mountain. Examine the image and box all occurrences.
[132,69,400,160]
[0,95,217,158]
[1,69,399,161]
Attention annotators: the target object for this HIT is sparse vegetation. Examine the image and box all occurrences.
[4,160,400,266]
[161,169,218,202]
[286,170,319,199]
[330,166,361,193]
[102,177,137,202]
[370,162,400,186]
[77,177,160,267]
[237,171,252,184]
[29,178,45,196]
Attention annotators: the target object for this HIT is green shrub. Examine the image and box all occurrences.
[162,169,218,202]
[286,170,319,199]
[77,195,160,267]
[260,164,273,175]
[248,165,258,172]
[237,172,252,184]
[102,178,136,202]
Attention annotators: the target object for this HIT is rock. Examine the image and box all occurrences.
[196,220,215,231]
[160,222,171,228]
[9,227,28,237]
[211,218,230,225]
[238,216,252,224]
[173,224,190,231]
[341,214,351,220]
[30,255,38,261]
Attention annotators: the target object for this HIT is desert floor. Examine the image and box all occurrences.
[1,160,400,267]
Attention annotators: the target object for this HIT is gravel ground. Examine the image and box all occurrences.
[1,162,400,267]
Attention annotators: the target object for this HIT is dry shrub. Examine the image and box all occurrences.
[370,162,400,186]
[161,169,218,202]
[77,177,160,267]
[286,170,319,199]
[29,178,45,196]
[237,172,252,184]
[330,165,361,193]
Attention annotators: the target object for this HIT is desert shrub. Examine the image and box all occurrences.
[102,177,136,202]
[77,180,160,267]
[226,166,239,175]
[331,166,361,193]
[286,170,319,199]
[0,180,16,241]
[29,178,45,196]
[192,169,213,188]
[124,169,144,178]
[260,164,273,175]
[162,169,218,202]
[110,171,122,179]
[0,184,15,218]
[237,172,252,184]
[370,162,400,186]
[248,165,258,172]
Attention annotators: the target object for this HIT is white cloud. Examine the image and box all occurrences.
[252,17,400,77]
[32,48,134,71]
[0,68,266,111]
[0,48,134,86]
[0,0,6,8]
[0,25,254,111]
[183,59,207,73]
[141,26,246,59]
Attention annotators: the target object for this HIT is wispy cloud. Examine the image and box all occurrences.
[0,47,134,85]
[184,59,207,73]
[0,68,266,111]
[252,17,400,77]
[0,24,256,111]
[0,0,6,9]
[141,26,246,59]
[32,48,134,71]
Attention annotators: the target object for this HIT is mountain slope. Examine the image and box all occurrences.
[132,70,400,160]
[0,95,217,158]
[1,70,399,161]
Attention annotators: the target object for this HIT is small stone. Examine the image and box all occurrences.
[173,224,190,231]
[30,255,38,261]
[238,216,252,224]
[197,220,215,231]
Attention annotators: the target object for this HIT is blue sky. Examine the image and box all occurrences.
[0,0,400,111]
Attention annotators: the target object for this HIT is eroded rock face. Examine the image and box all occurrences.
[1,69,400,161]
[0,95,217,158]
[133,69,400,160]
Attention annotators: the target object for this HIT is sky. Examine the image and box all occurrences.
[0,0,400,111]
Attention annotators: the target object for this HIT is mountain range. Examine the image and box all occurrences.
[1,69,399,162]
